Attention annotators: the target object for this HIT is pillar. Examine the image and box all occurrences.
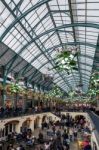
[24,77,29,110]
[14,73,19,108]
[2,66,7,108]
[12,124,15,132]
[29,119,34,132]
[38,117,42,128]
[16,121,23,133]
[31,82,35,108]
[3,128,6,137]
[8,124,10,134]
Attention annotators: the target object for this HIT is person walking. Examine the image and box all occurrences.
[69,128,73,142]
[73,127,78,140]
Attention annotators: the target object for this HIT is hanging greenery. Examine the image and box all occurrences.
[90,72,99,88]
[87,89,96,97]
[10,83,23,94]
[87,99,96,105]
[87,72,99,97]
[46,85,64,99]
[53,49,79,74]
[68,91,76,98]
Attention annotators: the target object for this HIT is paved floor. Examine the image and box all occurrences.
[2,127,79,150]
[70,142,78,150]
[33,127,78,150]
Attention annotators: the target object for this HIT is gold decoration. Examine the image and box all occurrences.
[6,85,11,94]
[0,83,3,90]
[19,91,23,97]
[27,90,33,99]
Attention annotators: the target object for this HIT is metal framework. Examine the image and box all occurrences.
[0,0,99,93]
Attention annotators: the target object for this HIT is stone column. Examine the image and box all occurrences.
[24,77,28,110]
[38,117,42,128]
[3,128,6,137]
[8,124,10,134]
[16,121,23,133]
[29,119,34,132]
[12,124,15,132]
[1,66,7,108]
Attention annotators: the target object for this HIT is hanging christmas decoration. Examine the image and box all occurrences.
[87,72,99,98]
[46,85,64,99]
[10,83,23,94]
[52,46,79,74]
[90,72,99,88]
[68,91,76,98]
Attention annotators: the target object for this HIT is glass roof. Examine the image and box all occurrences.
[0,0,99,93]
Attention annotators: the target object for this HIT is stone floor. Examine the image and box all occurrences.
[2,127,79,150]
[33,127,79,150]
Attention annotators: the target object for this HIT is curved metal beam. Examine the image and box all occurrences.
[47,42,96,54]
[0,0,52,41]
[58,80,89,90]
[17,39,96,59]
[54,72,90,83]
[55,78,89,84]
[29,10,70,34]
[3,40,94,77]
[13,41,95,70]
[14,41,95,73]
[5,44,93,76]
[55,76,90,84]
[24,42,96,58]
[33,23,99,39]
[1,22,99,42]
[27,62,90,85]
[34,56,93,72]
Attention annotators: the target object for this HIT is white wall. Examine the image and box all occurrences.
[0,112,60,133]
[0,111,99,150]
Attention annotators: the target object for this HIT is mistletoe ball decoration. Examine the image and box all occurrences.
[53,49,79,74]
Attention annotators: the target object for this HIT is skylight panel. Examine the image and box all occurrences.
[20,1,31,13]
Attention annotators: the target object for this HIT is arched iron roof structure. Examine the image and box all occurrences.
[0,0,99,93]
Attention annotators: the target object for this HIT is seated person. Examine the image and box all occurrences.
[56,129,61,137]
[44,141,50,150]
[26,139,33,146]
[62,130,69,140]
[16,145,25,150]
[16,133,22,141]
[32,136,36,144]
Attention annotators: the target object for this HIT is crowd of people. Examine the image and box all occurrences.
[0,113,92,150]
[0,102,96,150]
[0,104,92,119]
[0,106,50,118]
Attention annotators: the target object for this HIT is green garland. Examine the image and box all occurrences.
[46,85,63,99]
[68,91,76,98]
[53,50,79,74]
[88,72,99,97]
[90,72,99,88]
[10,83,24,94]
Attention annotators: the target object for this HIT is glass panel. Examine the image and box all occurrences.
[0,0,99,92]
